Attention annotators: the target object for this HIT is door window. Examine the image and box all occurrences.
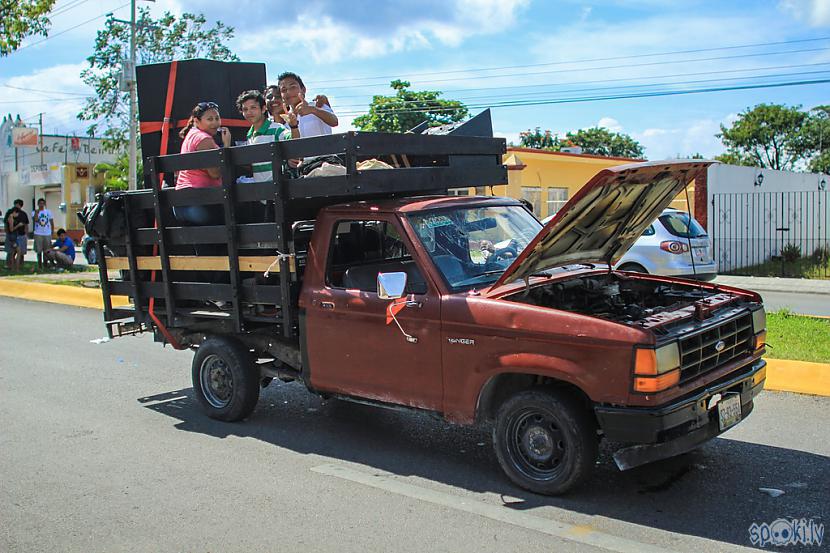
[327,219,427,294]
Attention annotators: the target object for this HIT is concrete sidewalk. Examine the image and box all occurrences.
[714,275,830,295]
[0,277,826,398]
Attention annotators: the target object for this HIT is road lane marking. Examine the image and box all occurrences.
[311,463,670,552]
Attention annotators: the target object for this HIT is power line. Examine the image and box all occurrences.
[307,35,830,85]
[334,78,830,117]
[327,61,830,101]
[318,46,830,91]
[329,66,830,110]
[50,0,91,18]
[9,2,130,54]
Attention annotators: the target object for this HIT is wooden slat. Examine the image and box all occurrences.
[107,255,296,272]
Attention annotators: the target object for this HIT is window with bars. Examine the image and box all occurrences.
[520,187,542,218]
[546,187,569,217]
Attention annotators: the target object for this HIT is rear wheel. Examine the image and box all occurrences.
[618,262,647,274]
[84,243,97,265]
[493,389,597,495]
[192,336,260,421]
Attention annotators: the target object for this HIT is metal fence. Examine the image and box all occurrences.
[711,190,830,277]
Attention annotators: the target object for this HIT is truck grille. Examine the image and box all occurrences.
[679,313,753,382]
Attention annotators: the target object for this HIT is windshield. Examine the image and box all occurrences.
[407,204,542,290]
[659,211,707,238]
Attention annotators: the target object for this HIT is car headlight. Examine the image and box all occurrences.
[633,343,681,393]
[751,308,766,333]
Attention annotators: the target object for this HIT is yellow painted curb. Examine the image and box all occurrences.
[765,358,830,397]
[0,280,129,310]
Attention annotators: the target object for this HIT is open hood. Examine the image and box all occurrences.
[492,159,713,289]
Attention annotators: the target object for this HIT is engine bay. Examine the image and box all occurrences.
[507,272,750,331]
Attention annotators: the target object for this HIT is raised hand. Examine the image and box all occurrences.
[313,94,330,108]
[293,93,312,116]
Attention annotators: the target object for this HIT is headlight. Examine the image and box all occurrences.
[752,308,766,333]
[634,343,681,393]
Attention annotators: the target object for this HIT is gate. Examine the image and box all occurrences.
[712,190,829,277]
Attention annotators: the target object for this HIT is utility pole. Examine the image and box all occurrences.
[39,113,44,167]
[128,0,137,190]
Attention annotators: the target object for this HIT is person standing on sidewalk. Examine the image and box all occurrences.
[4,199,28,272]
[31,198,54,270]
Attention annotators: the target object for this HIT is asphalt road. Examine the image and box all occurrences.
[1,296,827,552]
[758,290,830,317]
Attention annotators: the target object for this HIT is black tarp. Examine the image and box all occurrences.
[137,58,266,186]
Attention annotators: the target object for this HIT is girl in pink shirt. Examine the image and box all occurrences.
[173,102,232,225]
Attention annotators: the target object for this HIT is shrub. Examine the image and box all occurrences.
[812,244,830,265]
[781,243,802,263]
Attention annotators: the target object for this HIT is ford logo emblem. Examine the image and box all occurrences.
[715,340,726,352]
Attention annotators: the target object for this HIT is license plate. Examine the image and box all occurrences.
[717,394,742,431]
[693,247,707,261]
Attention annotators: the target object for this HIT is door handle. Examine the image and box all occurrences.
[320,301,335,310]
[405,300,422,308]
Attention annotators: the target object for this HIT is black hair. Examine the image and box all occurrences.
[57,228,66,235]
[236,89,265,113]
[179,101,220,139]
[37,197,45,203]
[277,71,305,91]
[13,198,23,206]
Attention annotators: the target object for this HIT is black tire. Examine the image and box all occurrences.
[191,336,260,421]
[618,262,647,274]
[493,389,597,495]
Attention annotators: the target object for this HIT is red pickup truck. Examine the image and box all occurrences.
[93,135,766,495]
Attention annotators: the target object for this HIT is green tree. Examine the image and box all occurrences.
[78,8,238,148]
[804,106,830,173]
[563,127,644,158]
[717,104,809,171]
[518,127,559,150]
[353,80,468,133]
[0,0,56,56]
[94,152,142,192]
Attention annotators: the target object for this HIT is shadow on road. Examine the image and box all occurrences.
[138,383,828,548]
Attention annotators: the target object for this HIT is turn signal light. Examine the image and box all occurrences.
[660,241,690,254]
[753,330,767,351]
[634,369,680,393]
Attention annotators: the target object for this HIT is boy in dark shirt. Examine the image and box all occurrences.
[4,199,28,272]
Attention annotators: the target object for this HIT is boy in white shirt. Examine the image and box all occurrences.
[31,197,54,269]
[277,71,338,137]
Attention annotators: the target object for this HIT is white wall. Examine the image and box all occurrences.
[707,164,829,272]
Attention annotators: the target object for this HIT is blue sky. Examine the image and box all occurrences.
[2,0,829,159]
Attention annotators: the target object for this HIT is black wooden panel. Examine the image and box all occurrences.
[111,280,283,303]
[352,133,506,157]
[133,222,280,246]
[155,148,221,173]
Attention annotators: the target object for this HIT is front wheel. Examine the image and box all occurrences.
[192,336,260,421]
[493,389,597,495]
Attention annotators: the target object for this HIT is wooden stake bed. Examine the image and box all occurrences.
[94,131,507,343]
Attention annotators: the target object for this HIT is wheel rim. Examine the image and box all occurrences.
[200,354,234,409]
[505,408,568,482]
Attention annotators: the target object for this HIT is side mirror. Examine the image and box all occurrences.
[377,271,407,300]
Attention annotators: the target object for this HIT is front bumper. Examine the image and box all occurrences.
[594,358,766,470]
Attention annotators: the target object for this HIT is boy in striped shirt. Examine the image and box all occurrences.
[236,90,299,182]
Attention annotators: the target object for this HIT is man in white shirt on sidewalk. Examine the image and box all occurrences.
[31,198,54,270]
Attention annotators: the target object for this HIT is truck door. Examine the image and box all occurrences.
[305,218,443,411]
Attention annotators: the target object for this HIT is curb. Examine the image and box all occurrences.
[0,279,129,310]
[764,358,830,397]
[1,280,827,397]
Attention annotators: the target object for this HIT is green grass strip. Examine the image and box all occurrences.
[766,309,830,363]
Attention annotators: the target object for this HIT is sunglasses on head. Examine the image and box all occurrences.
[196,101,219,113]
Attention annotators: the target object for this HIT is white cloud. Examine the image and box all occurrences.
[632,117,726,159]
[495,130,522,146]
[597,117,622,132]
[238,0,530,63]
[779,0,830,26]
[0,64,92,135]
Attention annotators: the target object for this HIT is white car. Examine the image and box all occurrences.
[543,208,717,281]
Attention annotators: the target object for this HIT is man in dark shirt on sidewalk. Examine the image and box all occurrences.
[4,199,29,272]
